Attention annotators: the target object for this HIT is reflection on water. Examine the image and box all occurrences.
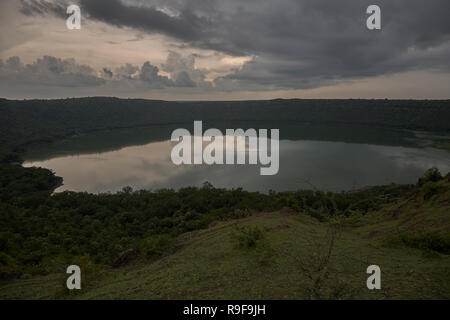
[24,138,450,193]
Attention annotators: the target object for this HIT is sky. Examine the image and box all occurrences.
[1,0,449,100]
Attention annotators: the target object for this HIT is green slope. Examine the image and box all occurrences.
[1,178,449,300]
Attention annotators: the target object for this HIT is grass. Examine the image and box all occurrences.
[436,142,450,151]
[1,179,449,300]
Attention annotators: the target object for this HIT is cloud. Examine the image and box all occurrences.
[162,51,209,88]
[208,0,450,90]
[19,0,66,18]
[115,53,208,88]
[0,53,209,91]
[139,61,164,83]
[173,71,196,87]
[20,0,209,41]
[0,55,105,86]
[13,0,450,92]
[113,64,139,80]
[102,68,113,78]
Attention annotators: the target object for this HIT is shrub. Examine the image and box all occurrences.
[422,182,444,200]
[139,234,172,258]
[400,232,450,254]
[231,208,250,219]
[232,225,265,249]
[0,252,21,280]
[418,167,443,185]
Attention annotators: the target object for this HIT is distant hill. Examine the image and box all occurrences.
[1,97,449,162]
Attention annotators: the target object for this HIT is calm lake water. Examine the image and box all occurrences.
[23,124,450,193]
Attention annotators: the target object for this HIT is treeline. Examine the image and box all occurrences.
[0,163,414,279]
[1,97,449,162]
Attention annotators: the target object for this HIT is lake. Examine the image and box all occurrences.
[23,123,450,193]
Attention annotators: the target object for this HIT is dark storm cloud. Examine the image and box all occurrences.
[17,0,450,90]
[80,0,212,41]
[19,0,67,18]
[20,0,210,41]
[208,0,450,89]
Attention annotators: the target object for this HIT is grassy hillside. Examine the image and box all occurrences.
[1,173,448,300]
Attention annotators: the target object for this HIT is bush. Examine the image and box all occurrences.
[422,182,444,200]
[232,225,265,249]
[418,167,443,185]
[139,234,172,258]
[400,232,450,254]
[0,252,21,280]
[230,208,250,219]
